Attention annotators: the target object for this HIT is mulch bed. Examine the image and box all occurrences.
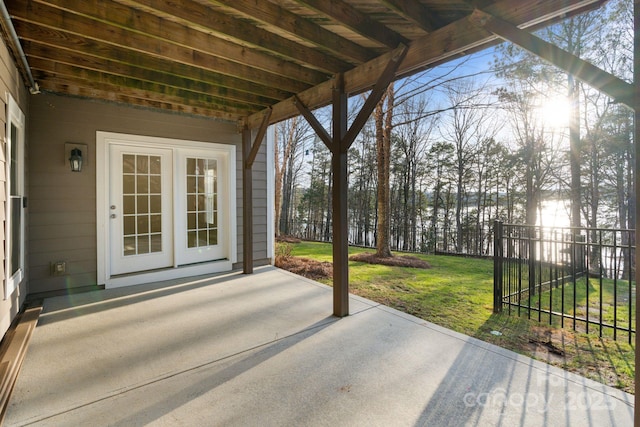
[275,250,430,282]
[275,235,302,244]
[348,252,431,269]
[275,256,332,280]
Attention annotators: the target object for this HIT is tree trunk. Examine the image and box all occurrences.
[273,126,282,237]
[569,75,582,228]
[455,162,464,252]
[375,85,393,258]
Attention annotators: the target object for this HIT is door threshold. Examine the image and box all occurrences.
[104,259,232,289]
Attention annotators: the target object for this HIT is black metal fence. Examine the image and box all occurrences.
[431,223,494,256]
[493,221,636,342]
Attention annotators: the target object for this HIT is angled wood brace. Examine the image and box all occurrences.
[469,9,635,110]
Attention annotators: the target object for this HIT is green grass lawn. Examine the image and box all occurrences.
[282,241,635,393]
[522,276,635,340]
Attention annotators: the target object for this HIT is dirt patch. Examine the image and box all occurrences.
[349,252,431,269]
[275,256,332,280]
[276,235,302,244]
[525,326,568,364]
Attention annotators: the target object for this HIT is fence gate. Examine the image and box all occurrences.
[493,221,635,343]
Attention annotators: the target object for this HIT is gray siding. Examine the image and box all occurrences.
[28,93,269,295]
[0,37,29,337]
[235,138,269,265]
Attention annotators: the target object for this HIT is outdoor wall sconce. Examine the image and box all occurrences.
[65,142,88,172]
[69,148,82,172]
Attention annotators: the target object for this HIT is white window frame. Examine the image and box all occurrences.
[5,94,25,299]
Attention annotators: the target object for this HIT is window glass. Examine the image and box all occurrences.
[185,158,218,248]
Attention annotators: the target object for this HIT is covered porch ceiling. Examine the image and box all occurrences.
[2,0,609,128]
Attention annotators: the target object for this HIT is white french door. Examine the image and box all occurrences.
[98,132,237,286]
[109,145,174,275]
[175,150,227,265]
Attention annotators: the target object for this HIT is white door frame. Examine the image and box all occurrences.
[97,131,237,288]
[5,94,25,299]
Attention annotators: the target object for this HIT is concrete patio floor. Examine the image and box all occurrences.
[5,266,634,426]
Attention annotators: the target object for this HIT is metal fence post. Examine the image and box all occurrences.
[493,220,503,313]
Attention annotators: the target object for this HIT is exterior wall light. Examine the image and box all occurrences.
[69,148,82,172]
[65,142,87,173]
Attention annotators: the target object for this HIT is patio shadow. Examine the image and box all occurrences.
[88,317,336,426]
[414,332,632,427]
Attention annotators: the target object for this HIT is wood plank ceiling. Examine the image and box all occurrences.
[2,0,606,127]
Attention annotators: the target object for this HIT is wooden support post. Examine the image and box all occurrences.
[241,110,271,275]
[295,50,406,317]
[332,73,349,317]
[242,126,253,274]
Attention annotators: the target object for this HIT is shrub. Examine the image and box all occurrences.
[275,242,292,265]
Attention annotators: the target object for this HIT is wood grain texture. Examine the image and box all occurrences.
[0,0,604,122]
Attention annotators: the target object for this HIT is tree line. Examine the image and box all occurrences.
[274,0,634,256]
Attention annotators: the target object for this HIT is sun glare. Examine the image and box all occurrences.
[539,96,570,130]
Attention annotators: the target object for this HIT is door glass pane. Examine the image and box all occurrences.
[150,195,161,213]
[122,154,162,256]
[123,175,135,193]
[137,216,149,234]
[137,195,149,214]
[137,175,149,193]
[138,236,150,254]
[149,156,161,174]
[9,122,20,276]
[10,198,20,276]
[136,155,148,173]
[124,216,135,235]
[186,158,196,175]
[123,196,135,215]
[150,234,162,252]
[124,236,136,256]
[186,157,218,248]
[150,214,162,233]
[10,124,17,195]
[123,155,135,173]
[150,175,161,193]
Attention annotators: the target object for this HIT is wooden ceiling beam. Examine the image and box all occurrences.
[117,0,352,73]
[19,35,295,101]
[32,0,333,82]
[43,82,234,119]
[26,44,281,106]
[29,56,272,110]
[378,0,439,33]
[246,0,606,128]
[211,0,374,65]
[40,73,254,118]
[294,0,408,48]
[11,2,321,90]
